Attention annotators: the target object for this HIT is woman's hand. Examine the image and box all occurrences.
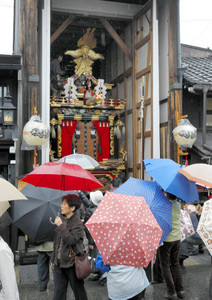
[50,262,54,270]
[54,216,63,226]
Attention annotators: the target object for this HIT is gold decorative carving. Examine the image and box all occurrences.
[91,115,99,121]
[110,127,114,156]
[74,115,82,120]
[50,118,58,126]
[108,115,115,127]
[65,28,104,77]
[57,114,64,157]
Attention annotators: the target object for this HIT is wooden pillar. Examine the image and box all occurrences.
[17,0,40,174]
[168,0,182,162]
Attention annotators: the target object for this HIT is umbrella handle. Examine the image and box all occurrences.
[49,217,56,225]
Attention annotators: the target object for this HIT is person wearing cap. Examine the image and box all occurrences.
[84,190,103,281]
[51,194,88,300]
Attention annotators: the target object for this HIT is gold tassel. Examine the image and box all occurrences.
[122,125,125,136]
[58,124,61,134]
[116,127,121,139]
[51,126,56,139]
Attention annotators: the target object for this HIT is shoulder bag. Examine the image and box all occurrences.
[71,248,91,280]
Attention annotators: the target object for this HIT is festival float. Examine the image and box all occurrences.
[50,28,127,189]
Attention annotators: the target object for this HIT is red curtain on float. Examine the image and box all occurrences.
[61,120,77,157]
[94,121,110,162]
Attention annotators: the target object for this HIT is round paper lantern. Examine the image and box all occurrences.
[23,115,50,147]
[173,119,197,151]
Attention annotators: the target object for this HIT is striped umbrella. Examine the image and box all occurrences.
[114,178,172,244]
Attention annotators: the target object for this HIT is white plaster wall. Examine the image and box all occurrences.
[117,34,124,76]
[125,24,132,70]
[143,9,151,38]
[111,43,117,81]
[158,0,169,101]
[160,102,168,123]
[119,81,125,99]
[146,104,151,131]
[127,75,132,110]
[138,44,148,72]
[144,136,151,159]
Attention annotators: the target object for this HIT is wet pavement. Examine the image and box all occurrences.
[17,250,211,300]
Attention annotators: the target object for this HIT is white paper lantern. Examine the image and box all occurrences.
[173,119,197,151]
[23,115,50,147]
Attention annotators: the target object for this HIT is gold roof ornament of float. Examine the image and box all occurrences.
[65,28,105,77]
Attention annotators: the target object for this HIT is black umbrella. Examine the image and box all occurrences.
[13,184,78,244]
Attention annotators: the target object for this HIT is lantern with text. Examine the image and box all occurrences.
[23,115,50,147]
[173,119,197,151]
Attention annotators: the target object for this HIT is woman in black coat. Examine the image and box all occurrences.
[51,194,88,300]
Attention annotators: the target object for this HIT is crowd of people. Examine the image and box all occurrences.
[0,175,211,300]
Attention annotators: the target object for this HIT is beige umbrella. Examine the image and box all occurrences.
[0,178,28,202]
[0,202,10,217]
[197,199,212,256]
[178,163,212,188]
[0,177,27,218]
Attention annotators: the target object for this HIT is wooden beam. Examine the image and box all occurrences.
[99,17,133,63]
[51,16,75,45]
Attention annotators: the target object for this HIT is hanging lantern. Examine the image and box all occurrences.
[23,115,50,147]
[173,119,197,151]
[75,122,81,139]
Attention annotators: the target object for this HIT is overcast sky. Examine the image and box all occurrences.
[0,0,13,54]
[180,0,212,49]
[0,0,212,54]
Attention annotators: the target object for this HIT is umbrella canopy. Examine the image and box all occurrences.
[143,158,199,203]
[0,202,10,218]
[0,178,27,218]
[58,153,99,169]
[0,177,28,202]
[85,192,163,268]
[21,162,103,191]
[114,178,172,243]
[0,210,12,227]
[178,163,212,188]
[197,199,212,256]
[180,209,195,241]
[13,184,79,243]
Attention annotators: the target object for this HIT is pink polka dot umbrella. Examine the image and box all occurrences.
[85,192,163,267]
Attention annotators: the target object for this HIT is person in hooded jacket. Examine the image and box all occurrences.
[51,194,88,300]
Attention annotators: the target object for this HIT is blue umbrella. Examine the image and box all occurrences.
[143,158,199,203]
[114,177,172,244]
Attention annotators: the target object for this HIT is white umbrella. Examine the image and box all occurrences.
[0,178,28,202]
[178,163,212,188]
[197,199,212,256]
[58,153,99,169]
[180,209,195,241]
[0,202,10,218]
[0,178,27,218]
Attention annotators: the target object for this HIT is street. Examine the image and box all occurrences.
[17,250,211,300]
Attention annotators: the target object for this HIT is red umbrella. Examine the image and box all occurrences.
[21,162,103,191]
[85,192,162,267]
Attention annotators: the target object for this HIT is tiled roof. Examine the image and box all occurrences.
[182,57,212,85]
